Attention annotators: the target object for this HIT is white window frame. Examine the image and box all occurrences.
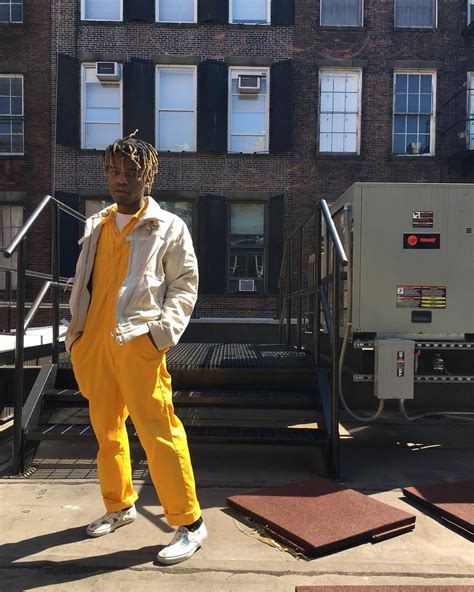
[0,74,24,156]
[319,0,364,27]
[156,0,197,23]
[467,72,474,149]
[81,63,123,150]
[392,70,437,156]
[394,0,437,29]
[318,69,362,155]
[0,0,23,23]
[228,67,270,154]
[229,0,271,25]
[468,0,474,25]
[155,65,197,152]
[81,0,123,21]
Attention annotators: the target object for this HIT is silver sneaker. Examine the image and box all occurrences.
[86,505,137,537]
[157,522,208,565]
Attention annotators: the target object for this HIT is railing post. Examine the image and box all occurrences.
[330,247,341,479]
[286,239,292,346]
[6,269,12,333]
[12,239,26,474]
[297,227,303,350]
[314,205,322,366]
[52,202,60,363]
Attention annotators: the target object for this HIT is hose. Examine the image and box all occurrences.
[399,398,474,422]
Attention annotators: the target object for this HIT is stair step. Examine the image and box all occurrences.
[43,389,319,409]
[26,423,326,445]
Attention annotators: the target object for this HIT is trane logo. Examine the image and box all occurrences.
[403,233,440,250]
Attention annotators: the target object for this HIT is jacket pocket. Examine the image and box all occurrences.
[132,272,166,314]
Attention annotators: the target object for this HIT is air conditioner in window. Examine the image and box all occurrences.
[96,62,120,81]
[239,279,256,292]
[237,74,261,94]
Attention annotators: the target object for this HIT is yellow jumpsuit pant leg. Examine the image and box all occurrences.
[115,333,201,526]
[71,335,139,512]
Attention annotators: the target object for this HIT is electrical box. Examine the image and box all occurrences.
[374,339,414,400]
[330,183,474,340]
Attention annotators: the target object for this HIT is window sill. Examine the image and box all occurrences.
[0,22,24,27]
[224,292,272,298]
[393,26,437,31]
[158,149,197,155]
[79,148,105,155]
[318,25,364,31]
[390,154,437,160]
[0,154,25,159]
[315,153,363,160]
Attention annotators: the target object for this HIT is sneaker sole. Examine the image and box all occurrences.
[86,516,136,538]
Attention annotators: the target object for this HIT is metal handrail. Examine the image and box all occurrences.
[277,198,348,478]
[0,265,71,284]
[3,193,85,474]
[4,194,85,259]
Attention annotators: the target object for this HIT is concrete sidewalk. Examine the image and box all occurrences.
[0,415,473,592]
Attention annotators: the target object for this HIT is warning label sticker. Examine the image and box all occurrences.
[396,285,447,309]
[412,211,434,228]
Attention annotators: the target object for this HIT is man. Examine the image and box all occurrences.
[65,131,206,565]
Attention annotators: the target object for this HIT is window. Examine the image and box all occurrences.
[0,75,24,155]
[469,0,474,25]
[229,68,270,154]
[0,0,22,22]
[467,73,474,149]
[156,67,197,152]
[82,0,122,20]
[230,0,270,24]
[159,201,195,235]
[81,64,122,150]
[157,0,196,22]
[320,0,362,27]
[393,72,435,155]
[319,70,361,154]
[0,205,22,291]
[228,202,266,293]
[84,198,112,218]
[394,0,436,28]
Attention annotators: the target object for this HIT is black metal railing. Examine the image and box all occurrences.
[4,194,85,474]
[278,199,348,478]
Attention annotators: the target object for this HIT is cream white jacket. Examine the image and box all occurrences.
[65,197,198,352]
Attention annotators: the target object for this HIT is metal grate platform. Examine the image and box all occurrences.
[27,422,325,445]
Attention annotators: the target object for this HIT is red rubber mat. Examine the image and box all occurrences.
[227,478,415,557]
[402,481,474,538]
[296,587,474,591]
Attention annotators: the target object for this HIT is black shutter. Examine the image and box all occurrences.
[268,195,284,294]
[198,60,228,153]
[197,195,227,294]
[198,0,229,23]
[55,192,83,278]
[271,0,295,25]
[270,60,292,153]
[123,58,155,145]
[124,0,155,21]
[56,54,80,149]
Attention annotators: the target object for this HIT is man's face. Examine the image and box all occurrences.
[105,153,148,207]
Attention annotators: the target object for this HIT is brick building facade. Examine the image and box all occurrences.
[2,0,474,329]
[0,0,52,329]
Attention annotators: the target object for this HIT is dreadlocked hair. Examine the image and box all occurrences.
[103,130,159,192]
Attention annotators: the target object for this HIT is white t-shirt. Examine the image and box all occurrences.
[115,212,134,233]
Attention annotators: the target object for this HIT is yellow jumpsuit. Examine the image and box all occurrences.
[71,206,201,526]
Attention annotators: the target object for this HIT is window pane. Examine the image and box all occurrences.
[332,133,344,152]
[0,97,10,115]
[158,0,195,22]
[0,135,11,152]
[420,93,431,112]
[395,74,407,94]
[395,0,434,27]
[394,115,406,134]
[10,97,21,115]
[85,0,121,19]
[232,0,268,23]
[333,92,345,111]
[158,111,194,151]
[345,92,358,112]
[0,78,10,95]
[159,70,194,110]
[420,74,432,93]
[393,134,406,154]
[345,113,357,133]
[0,5,9,22]
[407,94,419,112]
[231,112,266,135]
[231,94,266,113]
[11,77,22,96]
[321,0,361,26]
[231,203,264,247]
[85,123,121,149]
[159,201,193,232]
[320,114,332,133]
[319,132,331,152]
[11,133,23,153]
[11,2,22,21]
[408,74,419,93]
[230,135,267,153]
[320,92,333,112]
[332,113,344,133]
[344,133,357,152]
[86,83,120,110]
